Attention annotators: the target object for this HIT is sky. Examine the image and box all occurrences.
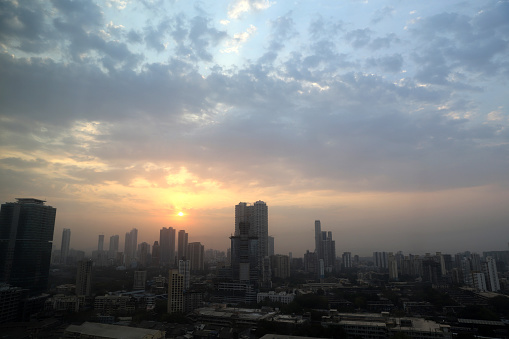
[1,0,508,257]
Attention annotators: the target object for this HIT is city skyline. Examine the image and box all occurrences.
[0,1,508,255]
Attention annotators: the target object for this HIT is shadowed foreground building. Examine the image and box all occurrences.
[0,198,56,295]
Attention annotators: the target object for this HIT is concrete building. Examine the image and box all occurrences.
[235,201,269,284]
[268,236,274,257]
[483,256,500,292]
[98,235,104,252]
[151,241,160,267]
[271,254,290,279]
[167,269,184,313]
[133,271,147,291]
[124,228,138,267]
[188,242,204,271]
[75,260,92,296]
[178,260,191,290]
[160,227,175,266]
[61,228,71,265]
[257,291,295,304]
[64,322,164,339]
[388,252,399,281]
[342,252,352,269]
[0,198,56,295]
[314,220,335,273]
[177,230,188,261]
[230,221,259,285]
[108,235,119,261]
[137,242,151,268]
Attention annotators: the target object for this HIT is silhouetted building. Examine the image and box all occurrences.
[137,242,151,267]
[108,235,119,261]
[124,228,138,267]
[98,234,104,252]
[271,254,290,279]
[151,241,160,267]
[314,220,335,272]
[231,221,259,286]
[177,230,188,261]
[76,260,92,296]
[342,252,352,268]
[0,198,56,295]
[167,269,184,313]
[178,259,190,290]
[133,271,147,291]
[61,228,71,265]
[160,227,175,266]
[188,242,204,271]
[235,201,269,284]
[268,236,275,256]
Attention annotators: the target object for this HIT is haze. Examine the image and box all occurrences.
[0,0,508,256]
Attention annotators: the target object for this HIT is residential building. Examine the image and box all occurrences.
[0,198,56,295]
[314,221,335,273]
[124,228,138,267]
[61,228,71,265]
[108,235,119,261]
[133,271,147,291]
[177,230,188,261]
[75,260,92,296]
[160,227,175,266]
[271,254,290,279]
[178,260,191,290]
[167,269,184,313]
[188,242,204,271]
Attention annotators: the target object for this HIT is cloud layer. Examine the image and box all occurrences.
[1,0,508,254]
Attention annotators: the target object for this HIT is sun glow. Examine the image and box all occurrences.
[177,212,184,216]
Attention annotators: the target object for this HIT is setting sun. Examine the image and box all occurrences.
[177,212,184,217]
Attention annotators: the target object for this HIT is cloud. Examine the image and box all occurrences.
[371,6,394,24]
[221,25,257,53]
[227,0,274,19]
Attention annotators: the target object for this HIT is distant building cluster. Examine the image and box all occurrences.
[1,196,508,332]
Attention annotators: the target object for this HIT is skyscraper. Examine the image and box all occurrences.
[314,220,335,273]
[61,228,71,265]
[268,236,274,257]
[187,242,204,271]
[177,230,188,261]
[160,227,176,266]
[124,228,138,267]
[108,235,119,260]
[98,234,104,252]
[235,201,269,282]
[0,198,56,295]
[76,260,93,296]
[167,269,184,313]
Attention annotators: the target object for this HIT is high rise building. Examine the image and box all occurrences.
[268,236,274,257]
[388,252,399,281]
[230,221,259,285]
[314,221,335,272]
[133,271,147,291]
[75,260,93,296]
[342,252,352,268]
[235,201,269,283]
[167,269,184,313]
[108,235,119,260]
[98,235,104,252]
[483,257,500,292]
[61,228,71,265]
[152,241,160,267]
[160,227,176,266]
[177,230,188,261]
[373,252,388,269]
[187,242,204,271]
[137,242,151,268]
[124,228,138,267]
[0,198,56,295]
[271,254,290,279]
[178,259,191,290]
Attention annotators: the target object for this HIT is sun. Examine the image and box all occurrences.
[177,211,184,217]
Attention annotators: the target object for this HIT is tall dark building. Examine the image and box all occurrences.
[160,227,175,266]
[230,222,259,285]
[0,198,56,295]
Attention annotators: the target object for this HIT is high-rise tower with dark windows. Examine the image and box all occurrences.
[160,227,176,266]
[0,198,56,295]
[61,228,71,265]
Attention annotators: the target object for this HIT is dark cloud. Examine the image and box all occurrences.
[344,28,372,48]
[371,6,394,24]
[366,54,403,73]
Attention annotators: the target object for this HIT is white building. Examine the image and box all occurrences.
[257,291,295,304]
[483,256,500,292]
